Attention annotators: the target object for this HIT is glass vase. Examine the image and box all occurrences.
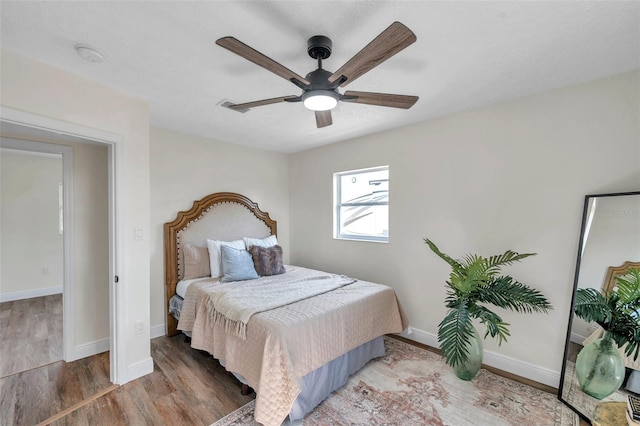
[575,331,625,399]
[453,325,483,380]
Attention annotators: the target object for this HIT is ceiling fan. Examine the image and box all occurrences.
[216,22,419,128]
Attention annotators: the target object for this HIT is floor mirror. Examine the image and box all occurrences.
[558,191,640,423]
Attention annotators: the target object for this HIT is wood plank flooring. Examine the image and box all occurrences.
[0,294,63,378]
[1,335,254,426]
[0,351,113,425]
[49,336,254,425]
[1,326,587,425]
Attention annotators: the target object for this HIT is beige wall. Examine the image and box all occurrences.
[1,49,151,381]
[1,149,63,296]
[578,194,640,291]
[289,71,640,380]
[149,127,290,331]
[69,141,110,344]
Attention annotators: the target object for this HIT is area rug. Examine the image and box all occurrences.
[213,337,578,426]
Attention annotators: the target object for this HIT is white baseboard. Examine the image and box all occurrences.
[72,337,110,361]
[72,338,153,383]
[127,357,154,382]
[150,323,165,339]
[570,331,586,345]
[0,286,63,302]
[399,326,561,388]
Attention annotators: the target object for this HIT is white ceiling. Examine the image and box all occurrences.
[1,1,639,153]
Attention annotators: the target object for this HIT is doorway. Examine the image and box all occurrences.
[0,148,64,376]
[0,109,123,384]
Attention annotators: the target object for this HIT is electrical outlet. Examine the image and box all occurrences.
[43,267,50,275]
[135,320,145,334]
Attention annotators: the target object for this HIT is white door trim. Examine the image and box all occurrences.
[0,106,125,384]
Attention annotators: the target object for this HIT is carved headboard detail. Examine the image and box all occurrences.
[602,260,640,293]
[164,192,277,336]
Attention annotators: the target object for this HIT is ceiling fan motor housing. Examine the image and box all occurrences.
[307,35,332,60]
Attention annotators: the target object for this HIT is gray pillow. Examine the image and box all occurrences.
[249,245,286,276]
[220,245,259,283]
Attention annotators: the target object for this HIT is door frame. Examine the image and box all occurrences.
[0,106,124,384]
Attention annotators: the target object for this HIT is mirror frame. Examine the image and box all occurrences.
[558,190,640,422]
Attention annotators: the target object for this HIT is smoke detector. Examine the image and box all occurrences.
[74,43,104,63]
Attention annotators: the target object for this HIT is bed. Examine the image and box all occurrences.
[164,192,405,426]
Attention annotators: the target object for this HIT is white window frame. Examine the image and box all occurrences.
[334,165,389,243]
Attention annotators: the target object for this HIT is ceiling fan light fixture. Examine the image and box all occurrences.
[302,90,339,111]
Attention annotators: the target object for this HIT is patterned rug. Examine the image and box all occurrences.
[213,337,578,426]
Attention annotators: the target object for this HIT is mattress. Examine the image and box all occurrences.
[176,277,217,298]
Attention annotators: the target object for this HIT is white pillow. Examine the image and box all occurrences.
[243,235,278,249]
[207,238,245,278]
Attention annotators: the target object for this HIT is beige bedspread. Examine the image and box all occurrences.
[205,268,356,339]
[177,266,405,426]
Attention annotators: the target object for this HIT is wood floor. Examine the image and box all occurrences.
[0,294,63,378]
[0,351,113,425]
[0,305,585,425]
[1,335,254,426]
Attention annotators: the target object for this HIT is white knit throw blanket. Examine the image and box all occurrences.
[205,267,356,339]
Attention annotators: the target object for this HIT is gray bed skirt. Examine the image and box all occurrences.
[288,335,385,421]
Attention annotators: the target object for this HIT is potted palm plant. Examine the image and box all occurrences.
[425,239,553,380]
[573,268,640,399]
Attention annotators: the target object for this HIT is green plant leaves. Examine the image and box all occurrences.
[468,304,510,344]
[575,288,613,324]
[574,268,640,361]
[477,276,552,314]
[437,297,474,368]
[616,268,640,308]
[426,238,552,368]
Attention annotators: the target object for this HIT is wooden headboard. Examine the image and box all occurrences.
[602,260,640,293]
[164,192,277,336]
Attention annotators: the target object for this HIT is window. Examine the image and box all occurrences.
[334,166,389,242]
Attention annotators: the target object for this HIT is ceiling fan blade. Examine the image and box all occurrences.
[228,96,299,111]
[329,22,416,87]
[315,110,332,128]
[343,91,418,109]
[217,37,310,87]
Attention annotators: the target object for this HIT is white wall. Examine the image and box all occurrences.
[1,49,151,383]
[578,195,640,290]
[149,127,290,333]
[1,149,63,299]
[289,71,640,386]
